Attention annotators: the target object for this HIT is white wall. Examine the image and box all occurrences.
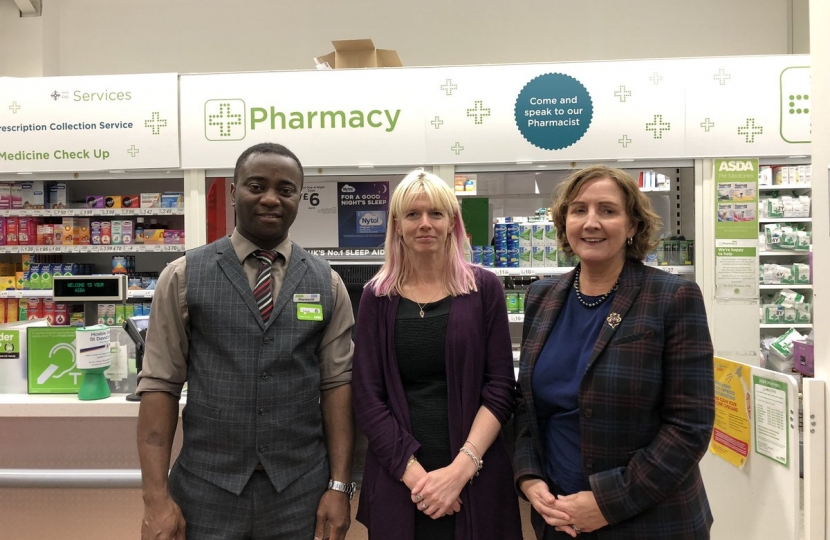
[0,0,43,76]
[0,0,799,77]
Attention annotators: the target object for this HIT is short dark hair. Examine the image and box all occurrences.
[233,143,304,186]
[551,165,662,261]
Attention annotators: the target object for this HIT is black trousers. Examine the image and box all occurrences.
[168,459,328,540]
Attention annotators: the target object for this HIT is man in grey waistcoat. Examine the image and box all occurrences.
[137,142,356,540]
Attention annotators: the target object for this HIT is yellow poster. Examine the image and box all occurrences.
[709,357,752,468]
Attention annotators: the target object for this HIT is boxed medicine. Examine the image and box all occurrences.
[141,193,161,208]
[121,195,140,209]
[48,182,68,209]
[0,183,10,209]
[10,183,22,209]
[21,181,45,209]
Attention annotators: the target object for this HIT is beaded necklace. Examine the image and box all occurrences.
[573,267,619,309]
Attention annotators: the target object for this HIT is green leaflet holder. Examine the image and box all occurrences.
[75,325,112,401]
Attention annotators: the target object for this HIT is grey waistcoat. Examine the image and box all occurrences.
[177,236,334,495]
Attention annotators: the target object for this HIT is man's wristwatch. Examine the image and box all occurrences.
[327,479,356,500]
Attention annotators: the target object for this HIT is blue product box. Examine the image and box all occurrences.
[356,211,386,234]
[493,224,507,244]
[472,246,483,265]
[506,223,520,242]
[482,246,495,267]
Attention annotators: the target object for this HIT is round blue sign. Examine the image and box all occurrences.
[514,73,593,150]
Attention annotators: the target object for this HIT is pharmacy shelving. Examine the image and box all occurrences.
[760,323,813,330]
[0,208,183,218]
[759,184,811,191]
[0,245,184,254]
[483,265,694,277]
[759,217,811,223]
[759,284,812,290]
[758,174,813,343]
[759,250,811,257]
[0,289,155,299]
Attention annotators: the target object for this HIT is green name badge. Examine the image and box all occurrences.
[297,303,323,321]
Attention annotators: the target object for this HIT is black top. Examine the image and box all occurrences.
[396,295,454,540]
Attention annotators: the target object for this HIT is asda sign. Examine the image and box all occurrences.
[204,99,401,141]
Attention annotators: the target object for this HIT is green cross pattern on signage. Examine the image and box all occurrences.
[466,101,491,125]
[646,114,671,139]
[737,118,764,143]
[145,111,168,135]
[206,100,245,141]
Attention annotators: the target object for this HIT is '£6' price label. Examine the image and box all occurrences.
[301,192,320,207]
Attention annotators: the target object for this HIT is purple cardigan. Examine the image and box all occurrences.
[353,266,522,540]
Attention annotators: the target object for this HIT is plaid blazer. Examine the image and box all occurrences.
[513,259,715,539]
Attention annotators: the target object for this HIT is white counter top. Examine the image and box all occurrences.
[0,393,185,418]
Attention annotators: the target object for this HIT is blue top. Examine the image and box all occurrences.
[532,286,614,495]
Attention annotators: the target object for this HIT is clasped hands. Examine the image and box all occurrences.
[403,456,475,519]
[520,478,608,537]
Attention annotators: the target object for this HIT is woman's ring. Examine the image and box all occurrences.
[571,525,581,533]
[415,494,423,502]
[421,502,428,510]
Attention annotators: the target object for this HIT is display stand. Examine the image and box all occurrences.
[700,360,801,540]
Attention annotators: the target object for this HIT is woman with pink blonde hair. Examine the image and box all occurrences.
[352,170,522,540]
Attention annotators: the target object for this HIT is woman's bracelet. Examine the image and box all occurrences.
[464,440,481,460]
[459,446,483,484]
[400,455,418,482]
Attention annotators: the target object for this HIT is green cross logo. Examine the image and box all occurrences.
[205,99,246,141]
[145,111,168,135]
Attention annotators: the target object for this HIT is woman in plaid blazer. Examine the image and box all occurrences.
[513,166,715,539]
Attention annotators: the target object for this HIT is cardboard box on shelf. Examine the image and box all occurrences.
[314,39,402,69]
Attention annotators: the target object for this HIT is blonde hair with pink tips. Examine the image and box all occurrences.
[367,169,477,297]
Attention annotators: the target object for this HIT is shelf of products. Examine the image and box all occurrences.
[483,265,694,277]
[0,245,184,254]
[757,165,813,379]
[0,208,184,218]
[0,177,185,327]
[759,250,810,257]
[760,323,813,329]
[0,289,155,299]
[759,284,811,290]
[759,217,811,223]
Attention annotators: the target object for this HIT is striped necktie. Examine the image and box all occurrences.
[252,250,278,321]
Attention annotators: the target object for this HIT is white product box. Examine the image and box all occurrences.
[531,246,546,267]
[519,224,533,249]
[49,182,68,209]
[544,246,558,267]
[21,181,45,209]
[141,193,161,208]
[544,224,557,248]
